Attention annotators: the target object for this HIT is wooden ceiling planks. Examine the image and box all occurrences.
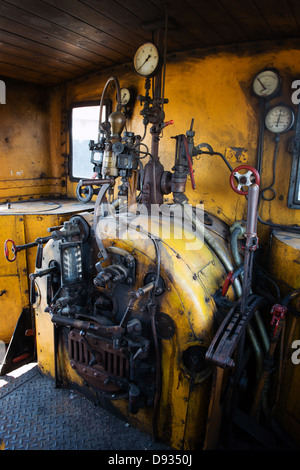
[0,34,94,75]
[185,0,252,44]
[0,13,114,72]
[216,0,274,42]
[149,0,226,49]
[44,0,149,48]
[1,0,131,60]
[0,0,299,86]
[253,0,300,38]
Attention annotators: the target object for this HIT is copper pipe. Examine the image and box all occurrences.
[79,178,114,186]
[98,76,122,139]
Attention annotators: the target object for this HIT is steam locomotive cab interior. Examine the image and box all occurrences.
[0,1,299,451]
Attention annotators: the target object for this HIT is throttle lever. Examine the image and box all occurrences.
[245,183,260,249]
[241,183,260,313]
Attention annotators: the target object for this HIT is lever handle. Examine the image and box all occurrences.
[245,184,260,247]
[183,135,196,190]
[30,276,36,304]
[35,243,43,269]
[4,239,17,262]
[4,235,52,264]
[162,120,174,128]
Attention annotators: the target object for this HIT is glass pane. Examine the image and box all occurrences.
[71,105,106,178]
[288,150,300,209]
[294,157,300,204]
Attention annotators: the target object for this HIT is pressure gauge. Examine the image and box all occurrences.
[252,69,281,99]
[133,42,160,77]
[119,87,131,106]
[264,104,295,134]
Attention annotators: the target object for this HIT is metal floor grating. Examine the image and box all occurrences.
[0,364,169,451]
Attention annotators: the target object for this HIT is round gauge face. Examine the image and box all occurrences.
[119,87,131,106]
[264,105,295,134]
[133,42,160,77]
[252,69,281,98]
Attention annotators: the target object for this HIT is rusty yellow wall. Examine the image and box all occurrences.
[65,41,300,244]
[0,78,65,203]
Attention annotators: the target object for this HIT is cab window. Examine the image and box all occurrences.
[70,100,111,179]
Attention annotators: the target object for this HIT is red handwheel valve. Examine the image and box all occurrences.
[230,165,260,195]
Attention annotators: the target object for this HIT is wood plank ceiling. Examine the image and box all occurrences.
[0,0,299,86]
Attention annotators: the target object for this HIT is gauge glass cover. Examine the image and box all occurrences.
[253,70,280,98]
[133,43,160,77]
[265,105,294,134]
[120,88,130,106]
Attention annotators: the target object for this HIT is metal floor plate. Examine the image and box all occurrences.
[0,364,169,451]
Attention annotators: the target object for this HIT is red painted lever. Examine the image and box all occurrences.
[183,136,196,190]
[162,120,174,128]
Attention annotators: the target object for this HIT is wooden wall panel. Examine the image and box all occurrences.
[0,78,64,202]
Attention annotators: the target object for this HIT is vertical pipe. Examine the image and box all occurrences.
[151,28,164,162]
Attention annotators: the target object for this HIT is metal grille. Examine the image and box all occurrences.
[69,333,129,378]
[67,329,130,393]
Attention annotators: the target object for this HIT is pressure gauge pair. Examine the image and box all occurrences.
[252,68,295,134]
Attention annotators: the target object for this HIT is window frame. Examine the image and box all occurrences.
[68,99,111,182]
[288,145,300,209]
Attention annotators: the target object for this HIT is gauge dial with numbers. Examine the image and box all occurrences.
[252,69,281,99]
[133,42,160,77]
[264,104,295,134]
[119,87,131,106]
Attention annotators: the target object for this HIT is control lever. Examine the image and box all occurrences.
[29,265,58,304]
[222,264,244,297]
[205,183,261,374]
[79,330,98,366]
[241,183,260,314]
[161,120,174,128]
[250,304,287,417]
[4,235,54,266]
[183,135,196,190]
[35,238,46,269]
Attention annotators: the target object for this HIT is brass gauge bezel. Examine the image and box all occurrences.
[252,68,281,99]
[264,104,295,134]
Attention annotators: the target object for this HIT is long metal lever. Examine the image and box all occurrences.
[241,183,260,314]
